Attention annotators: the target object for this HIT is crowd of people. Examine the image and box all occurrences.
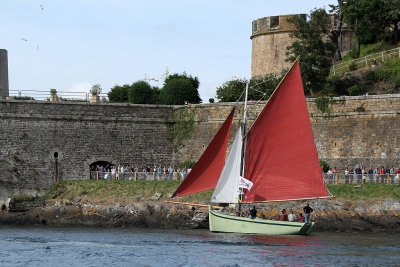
[324,165,400,184]
[234,203,314,223]
[90,164,192,181]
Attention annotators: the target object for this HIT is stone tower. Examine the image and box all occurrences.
[251,14,305,78]
[251,14,354,78]
[0,49,9,97]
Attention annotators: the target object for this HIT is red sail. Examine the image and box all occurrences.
[172,108,235,198]
[243,61,329,202]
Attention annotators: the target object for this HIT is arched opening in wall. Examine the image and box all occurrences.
[89,161,115,180]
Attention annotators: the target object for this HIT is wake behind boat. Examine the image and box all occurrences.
[172,59,331,235]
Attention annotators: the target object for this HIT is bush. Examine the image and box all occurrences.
[179,160,196,169]
[209,98,215,103]
[128,81,157,104]
[348,62,357,71]
[320,160,330,173]
[348,85,360,96]
[108,85,129,103]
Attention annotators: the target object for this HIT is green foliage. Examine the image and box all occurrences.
[108,84,130,103]
[209,98,214,103]
[315,96,345,118]
[319,160,330,173]
[342,0,400,44]
[326,184,400,200]
[315,97,332,114]
[354,104,366,112]
[90,83,102,95]
[14,96,35,100]
[178,160,196,169]
[341,42,397,62]
[216,78,247,102]
[372,58,400,84]
[50,88,57,96]
[167,107,196,149]
[45,180,215,203]
[348,85,360,96]
[286,9,335,95]
[348,62,358,71]
[215,74,283,103]
[159,73,201,105]
[128,80,158,104]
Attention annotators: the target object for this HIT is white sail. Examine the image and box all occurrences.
[211,127,242,203]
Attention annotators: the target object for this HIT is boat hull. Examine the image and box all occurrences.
[209,207,315,235]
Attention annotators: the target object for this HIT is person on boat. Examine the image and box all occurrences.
[298,213,305,222]
[278,209,288,221]
[249,206,257,219]
[235,211,240,217]
[303,203,314,223]
[288,209,295,222]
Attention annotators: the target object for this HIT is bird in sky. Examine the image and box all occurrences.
[40,4,44,10]
[21,38,28,41]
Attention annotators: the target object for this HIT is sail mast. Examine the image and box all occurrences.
[238,82,249,211]
[241,82,249,177]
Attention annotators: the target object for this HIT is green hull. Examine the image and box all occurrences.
[209,207,315,235]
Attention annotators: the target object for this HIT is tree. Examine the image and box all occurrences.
[108,84,130,103]
[159,73,201,105]
[215,74,283,102]
[216,78,247,102]
[90,83,102,95]
[128,80,158,104]
[329,1,344,63]
[342,0,379,57]
[286,9,335,95]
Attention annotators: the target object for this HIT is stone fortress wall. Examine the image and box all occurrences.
[1,95,400,199]
[176,94,400,172]
[0,101,174,200]
[251,14,354,77]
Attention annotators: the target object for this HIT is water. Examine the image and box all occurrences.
[1,226,400,266]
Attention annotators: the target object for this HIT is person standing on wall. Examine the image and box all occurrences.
[303,203,313,223]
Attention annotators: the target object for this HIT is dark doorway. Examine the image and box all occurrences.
[89,161,115,180]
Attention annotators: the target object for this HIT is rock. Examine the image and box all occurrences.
[382,198,400,210]
[167,194,173,198]
[151,193,162,201]
[137,194,142,200]
[74,197,82,203]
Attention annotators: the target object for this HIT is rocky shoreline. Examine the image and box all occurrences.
[1,198,400,233]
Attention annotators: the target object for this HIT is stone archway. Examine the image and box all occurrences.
[89,161,116,180]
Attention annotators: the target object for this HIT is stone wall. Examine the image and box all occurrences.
[0,101,173,199]
[176,94,400,171]
[1,94,400,198]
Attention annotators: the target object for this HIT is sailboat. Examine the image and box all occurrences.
[172,59,331,235]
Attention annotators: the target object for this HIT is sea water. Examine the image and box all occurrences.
[0,226,399,266]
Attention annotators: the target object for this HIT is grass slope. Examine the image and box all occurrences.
[42,181,400,204]
[341,42,398,62]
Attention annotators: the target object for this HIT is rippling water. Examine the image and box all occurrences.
[1,226,399,266]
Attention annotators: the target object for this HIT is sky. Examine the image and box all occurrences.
[1,0,335,102]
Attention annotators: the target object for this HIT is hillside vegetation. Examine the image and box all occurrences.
[326,56,400,96]
[41,181,400,204]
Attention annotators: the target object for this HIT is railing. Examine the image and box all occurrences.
[331,47,400,75]
[89,171,188,181]
[323,173,400,185]
[7,90,109,101]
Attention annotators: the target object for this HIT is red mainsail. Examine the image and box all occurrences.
[172,108,235,198]
[243,60,329,202]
